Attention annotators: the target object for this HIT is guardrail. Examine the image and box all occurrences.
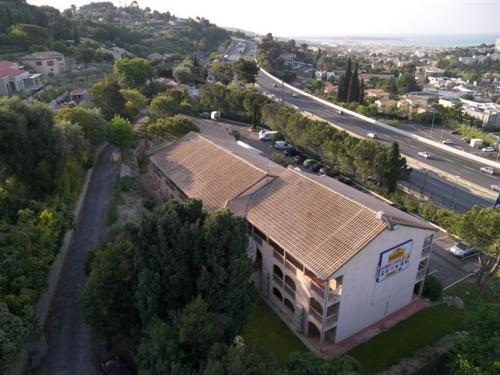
[259,67,500,170]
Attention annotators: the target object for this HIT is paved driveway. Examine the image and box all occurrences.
[36,145,119,375]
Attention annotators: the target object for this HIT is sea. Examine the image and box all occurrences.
[299,34,499,48]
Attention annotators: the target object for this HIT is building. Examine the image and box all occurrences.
[69,88,89,104]
[0,61,42,96]
[148,132,436,352]
[99,46,134,61]
[496,37,500,53]
[21,51,67,76]
[460,99,500,128]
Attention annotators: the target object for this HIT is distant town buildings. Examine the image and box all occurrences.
[99,46,134,61]
[20,51,67,76]
[0,60,42,96]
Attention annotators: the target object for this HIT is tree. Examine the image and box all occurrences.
[202,344,277,375]
[120,88,147,118]
[449,302,500,374]
[383,142,406,194]
[243,91,267,129]
[135,297,221,375]
[233,59,259,83]
[145,116,199,143]
[347,63,360,102]
[359,79,365,104]
[150,90,186,118]
[284,352,360,375]
[459,207,500,286]
[396,72,420,94]
[0,98,64,197]
[0,302,30,374]
[114,57,153,89]
[90,75,126,120]
[55,106,106,145]
[80,236,140,337]
[106,115,134,152]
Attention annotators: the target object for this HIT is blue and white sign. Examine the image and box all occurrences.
[376,240,413,282]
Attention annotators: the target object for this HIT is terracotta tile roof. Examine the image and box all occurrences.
[0,61,17,70]
[0,68,25,78]
[149,132,271,210]
[151,132,435,279]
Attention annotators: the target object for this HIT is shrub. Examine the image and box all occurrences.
[422,275,443,301]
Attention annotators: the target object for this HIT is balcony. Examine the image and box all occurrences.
[309,307,322,324]
[273,250,284,264]
[285,260,297,275]
[421,246,432,258]
[416,268,426,281]
[325,312,338,328]
[273,274,283,286]
[284,284,296,299]
[310,282,342,304]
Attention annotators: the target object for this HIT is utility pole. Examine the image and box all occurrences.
[430,110,435,139]
[281,80,284,103]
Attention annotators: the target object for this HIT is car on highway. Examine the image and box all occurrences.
[283,147,299,157]
[274,140,291,150]
[490,184,500,192]
[367,132,378,139]
[336,109,343,115]
[441,139,453,145]
[272,83,277,87]
[292,93,298,97]
[100,355,135,375]
[480,166,495,175]
[418,151,432,159]
[258,130,278,141]
[449,242,477,259]
[481,146,495,152]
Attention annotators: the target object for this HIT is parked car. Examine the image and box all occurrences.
[450,242,477,259]
[441,139,453,145]
[100,355,135,375]
[451,130,459,134]
[303,159,321,171]
[259,130,278,141]
[294,154,307,164]
[274,140,291,150]
[198,112,210,119]
[336,175,354,186]
[367,132,378,139]
[284,148,299,157]
[490,184,500,192]
[480,166,495,175]
[418,151,432,159]
[461,137,470,143]
[481,146,495,152]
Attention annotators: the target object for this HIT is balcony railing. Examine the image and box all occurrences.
[416,269,426,281]
[273,250,284,264]
[273,274,283,286]
[325,312,338,327]
[311,282,342,303]
[309,307,322,323]
[285,260,297,275]
[421,246,432,258]
[284,284,296,299]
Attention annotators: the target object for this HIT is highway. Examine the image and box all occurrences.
[256,71,498,212]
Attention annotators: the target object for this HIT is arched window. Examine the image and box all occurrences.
[309,297,323,314]
[273,265,283,280]
[284,275,296,298]
[284,298,295,313]
[273,287,283,301]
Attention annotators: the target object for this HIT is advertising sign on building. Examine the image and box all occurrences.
[376,240,413,282]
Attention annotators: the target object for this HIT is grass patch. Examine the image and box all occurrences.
[445,280,496,308]
[106,177,129,226]
[348,305,465,374]
[242,300,308,366]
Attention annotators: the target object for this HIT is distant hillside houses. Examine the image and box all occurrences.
[0,61,43,96]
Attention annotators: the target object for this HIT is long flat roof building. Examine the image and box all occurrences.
[149,131,436,352]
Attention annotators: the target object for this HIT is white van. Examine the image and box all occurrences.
[259,130,278,141]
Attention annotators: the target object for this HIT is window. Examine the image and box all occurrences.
[272,287,283,301]
[35,61,42,66]
[47,60,54,66]
[284,298,295,313]
[423,234,433,248]
[284,275,296,299]
[309,297,323,314]
[273,265,283,280]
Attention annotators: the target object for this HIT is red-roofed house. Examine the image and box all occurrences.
[0,61,43,96]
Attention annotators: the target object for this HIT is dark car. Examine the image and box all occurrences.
[284,148,299,157]
[101,355,136,375]
[309,163,323,173]
[336,175,354,186]
[198,112,210,119]
[294,154,307,164]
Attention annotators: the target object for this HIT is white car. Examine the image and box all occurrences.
[491,184,500,192]
[367,132,378,139]
[480,166,495,175]
[292,93,298,97]
[450,242,477,259]
[258,130,278,141]
[274,140,291,150]
[481,146,495,152]
[441,139,453,145]
[418,151,432,159]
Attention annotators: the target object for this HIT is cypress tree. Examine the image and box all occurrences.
[342,58,352,101]
[336,77,344,102]
[347,63,359,102]
[359,78,365,104]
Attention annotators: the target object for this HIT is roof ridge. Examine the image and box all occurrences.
[286,166,381,217]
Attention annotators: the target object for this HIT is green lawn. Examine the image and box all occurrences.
[242,300,308,366]
[445,280,496,308]
[348,305,465,374]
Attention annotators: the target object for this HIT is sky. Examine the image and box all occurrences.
[27,0,500,38]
